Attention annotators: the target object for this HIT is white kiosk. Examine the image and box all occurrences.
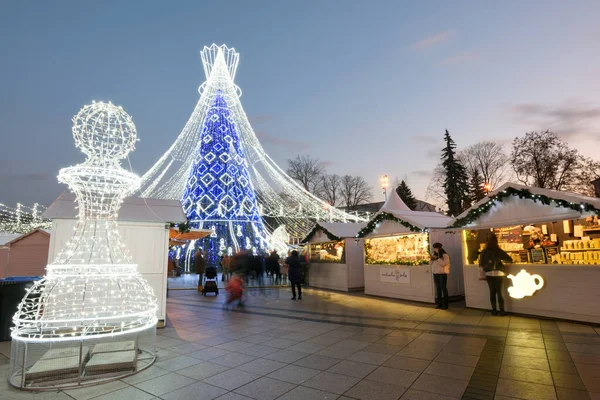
[303,222,367,292]
[359,191,463,303]
[44,191,186,327]
[453,183,600,323]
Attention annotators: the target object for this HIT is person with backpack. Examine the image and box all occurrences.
[479,233,513,315]
[431,242,450,309]
[286,250,303,300]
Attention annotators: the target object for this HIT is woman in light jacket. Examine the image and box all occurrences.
[431,242,450,309]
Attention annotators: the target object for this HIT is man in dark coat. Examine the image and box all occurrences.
[286,250,303,300]
[195,249,206,290]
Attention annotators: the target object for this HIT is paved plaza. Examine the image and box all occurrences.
[2,287,600,400]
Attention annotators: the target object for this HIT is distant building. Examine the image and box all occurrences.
[340,199,438,214]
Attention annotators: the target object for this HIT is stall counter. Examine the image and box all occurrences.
[464,263,600,324]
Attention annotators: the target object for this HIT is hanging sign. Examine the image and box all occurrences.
[380,267,410,283]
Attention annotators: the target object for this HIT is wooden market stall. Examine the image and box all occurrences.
[358,190,462,303]
[302,222,367,292]
[453,183,600,323]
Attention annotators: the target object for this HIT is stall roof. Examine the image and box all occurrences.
[43,191,186,223]
[358,190,452,237]
[302,222,367,243]
[451,182,600,230]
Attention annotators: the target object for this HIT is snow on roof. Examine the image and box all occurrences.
[452,182,600,229]
[43,191,186,223]
[316,222,368,238]
[0,233,20,246]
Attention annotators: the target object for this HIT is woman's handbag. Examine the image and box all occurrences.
[478,267,487,280]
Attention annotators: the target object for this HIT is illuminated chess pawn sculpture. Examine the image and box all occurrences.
[11,102,158,342]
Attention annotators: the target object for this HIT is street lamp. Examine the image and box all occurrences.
[380,174,389,201]
[484,182,492,194]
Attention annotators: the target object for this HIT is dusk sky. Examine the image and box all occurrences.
[1,1,599,208]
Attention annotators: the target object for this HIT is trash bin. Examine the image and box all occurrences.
[0,276,41,341]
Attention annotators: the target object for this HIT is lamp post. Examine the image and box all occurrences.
[380,174,389,201]
[484,182,492,195]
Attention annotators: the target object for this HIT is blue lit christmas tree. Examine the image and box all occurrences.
[181,90,268,268]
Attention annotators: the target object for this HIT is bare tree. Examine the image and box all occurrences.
[511,130,579,190]
[425,164,447,209]
[572,157,600,196]
[319,174,342,206]
[458,141,509,191]
[286,155,325,193]
[340,175,373,209]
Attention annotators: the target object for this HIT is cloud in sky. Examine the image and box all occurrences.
[255,130,310,151]
[438,50,476,66]
[508,101,600,139]
[410,30,455,50]
[412,170,432,178]
[0,173,49,182]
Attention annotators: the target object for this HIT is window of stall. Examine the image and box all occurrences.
[463,215,600,265]
[309,241,345,263]
[365,233,429,265]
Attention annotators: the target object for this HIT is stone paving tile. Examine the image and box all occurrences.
[264,349,308,364]
[424,361,474,381]
[202,369,261,391]
[211,353,257,368]
[91,386,157,400]
[161,381,228,400]
[215,392,255,400]
[134,372,197,397]
[344,379,407,400]
[236,344,279,357]
[495,378,557,400]
[383,355,432,373]
[366,365,420,387]
[502,354,550,371]
[64,380,130,400]
[499,365,553,385]
[410,373,469,398]
[175,361,230,380]
[316,346,359,360]
[277,385,339,400]
[400,388,460,399]
[154,354,205,371]
[263,338,300,349]
[120,365,170,385]
[236,358,287,375]
[434,349,479,367]
[327,360,378,379]
[294,354,341,371]
[234,376,296,400]
[347,350,392,365]
[549,359,579,374]
[289,342,328,354]
[307,335,344,346]
[189,347,232,361]
[267,364,321,384]
[302,371,361,395]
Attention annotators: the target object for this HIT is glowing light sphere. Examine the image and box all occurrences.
[9,102,158,389]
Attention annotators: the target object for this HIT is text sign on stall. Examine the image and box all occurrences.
[380,267,410,283]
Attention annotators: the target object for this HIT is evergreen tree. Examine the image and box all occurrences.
[469,169,486,203]
[441,130,469,216]
[395,180,418,210]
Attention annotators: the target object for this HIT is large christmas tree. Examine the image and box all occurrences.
[181,90,268,268]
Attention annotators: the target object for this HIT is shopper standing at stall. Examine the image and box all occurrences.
[480,233,513,316]
[431,242,450,309]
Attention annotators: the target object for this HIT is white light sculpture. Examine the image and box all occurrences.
[10,102,158,389]
[138,44,366,240]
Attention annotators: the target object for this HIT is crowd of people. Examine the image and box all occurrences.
[187,248,308,306]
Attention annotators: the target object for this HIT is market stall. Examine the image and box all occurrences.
[302,222,367,291]
[358,191,462,303]
[453,183,600,323]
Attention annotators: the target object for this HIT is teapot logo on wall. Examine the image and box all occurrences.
[507,269,544,299]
